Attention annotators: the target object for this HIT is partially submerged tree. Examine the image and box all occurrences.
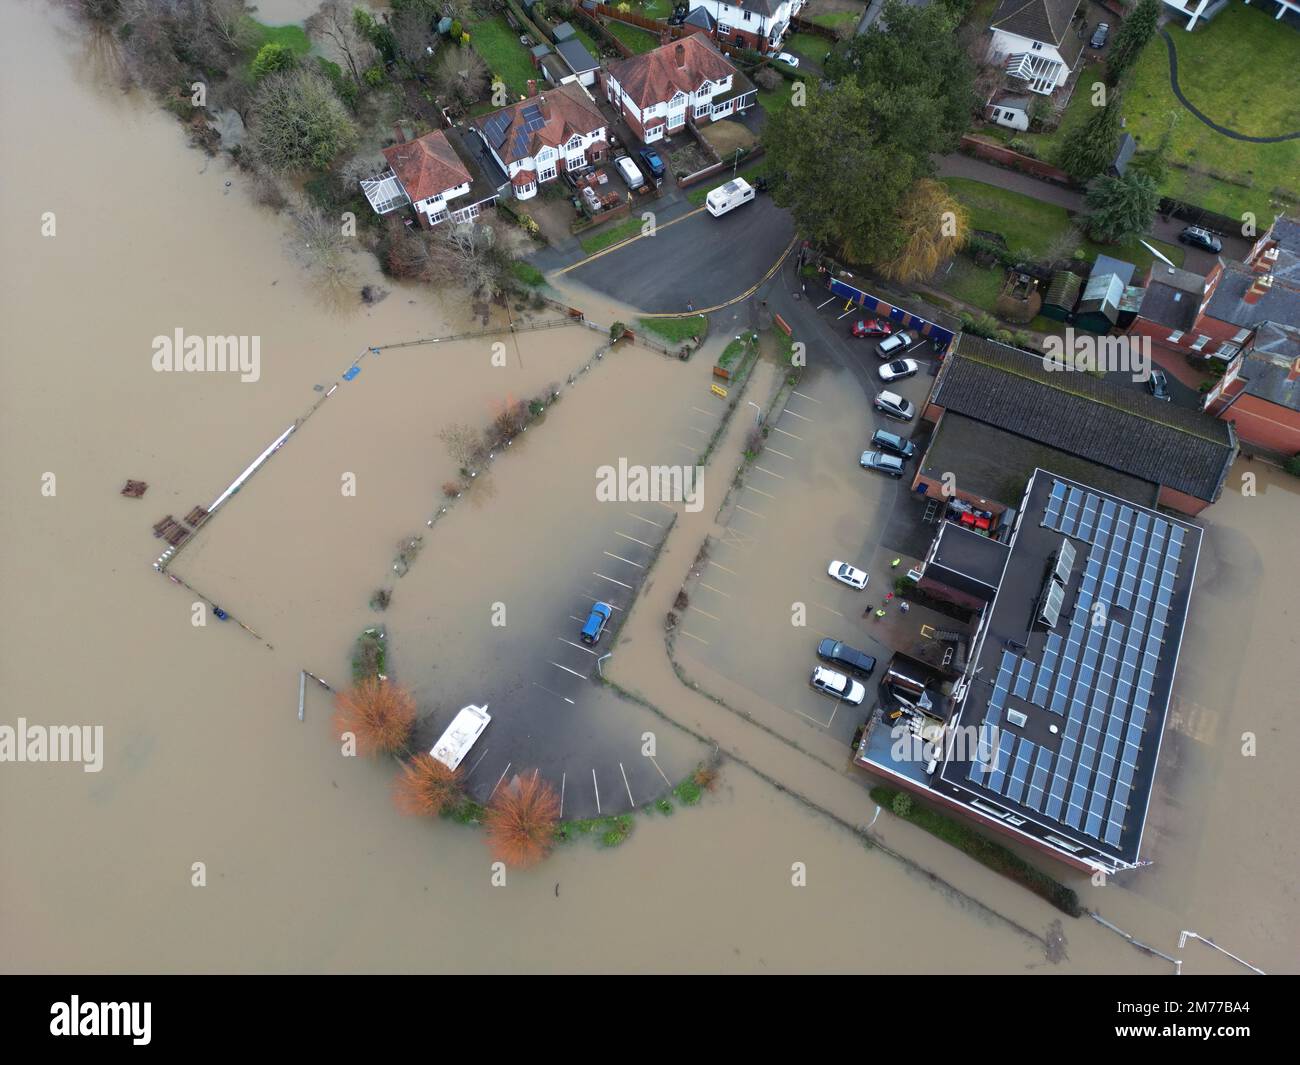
[1084,170,1161,244]
[249,69,358,171]
[251,41,297,81]
[432,44,489,109]
[484,772,561,868]
[333,678,417,756]
[875,179,970,283]
[308,0,377,86]
[427,219,513,297]
[393,754,464,816]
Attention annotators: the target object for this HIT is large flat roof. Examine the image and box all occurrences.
[938,469,1202,866]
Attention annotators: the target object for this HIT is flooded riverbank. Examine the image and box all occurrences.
[1,1,1294,974]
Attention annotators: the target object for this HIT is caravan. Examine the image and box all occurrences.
[705,178,755,218]
[430,704,491,770]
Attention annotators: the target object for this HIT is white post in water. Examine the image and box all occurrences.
[298,670,306,722]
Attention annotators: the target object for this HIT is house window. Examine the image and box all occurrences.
[1233,328,1250,343]
[1167,330,1184,344]
[644,124,663,140]
[744,9,751,18]
[1190,335,1209,351]
[429,208,449,224]
[539,164,557,182]
[667,111,685,129]
[1044,834,1085,854]
[694,102,710,119]
[1031,41,1042,51]
[991,108,1001,119]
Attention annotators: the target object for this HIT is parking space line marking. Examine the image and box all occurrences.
[628,513,661,527]
[550,661,588,679]
[676,442,696,453]
[791,390,820,403]
[593,572,633,589]
[466,748,491,777]
[614,531,654,548]
[679,629,710,645]
[744,484,776,500]
[687,425,709,435]
[770,426,802,441]
[810,602,846,618]
[560,772,566,817]
[753,465,784,479]
[649,756,671,786]
[782,408,813,422]
[707,559,739,575]
[766,447,795,460]
[690,407,714,416]
[735,504,766,519]
[489,762,512,800]
[592,769,602,814]
[794,706,835,728]
[532,681,576,705]
[689,605,722,622]
[557,637,598,655]
[604,550,644,568]
[817,296,835,309]
[699,582,732,598]
[837,307,855,320]
[620,763,635,807]
[655,500,676,511]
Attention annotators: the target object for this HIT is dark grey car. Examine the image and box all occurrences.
[860,450,906,478]
[870,429,915,459]
[817,638,876,678]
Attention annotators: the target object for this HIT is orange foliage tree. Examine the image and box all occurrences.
[484,771,561,868]
[393,754,464,816]
[333,677,417,756]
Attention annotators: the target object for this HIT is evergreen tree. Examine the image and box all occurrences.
[1058,93,1124,183]
[1106,0,1161,86]
[1084,171,1161,244]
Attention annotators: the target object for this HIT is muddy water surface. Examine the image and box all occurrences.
[2,1,1295,974]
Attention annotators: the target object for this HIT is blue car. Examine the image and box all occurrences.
[581,602,613,644]
[638,147,666,180]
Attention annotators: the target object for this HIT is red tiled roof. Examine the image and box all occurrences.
[511,170,537,188]
[472,83,605,167]
[607,35,737,111]
[382,130,471,204]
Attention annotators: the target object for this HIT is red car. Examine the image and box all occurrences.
[851,318,893,338]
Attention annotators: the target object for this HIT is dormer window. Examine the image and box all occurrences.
[1031,41,1042,51]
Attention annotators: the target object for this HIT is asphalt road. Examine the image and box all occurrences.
[561,195,796,313]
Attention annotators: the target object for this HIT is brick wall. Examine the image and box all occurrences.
[960,135,1072,186]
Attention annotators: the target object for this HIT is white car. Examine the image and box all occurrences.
[810,666,866,705]
[828,561,869,589]
[776,51,799,68]
[879,358,919,382]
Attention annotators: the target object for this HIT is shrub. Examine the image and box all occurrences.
[484,772,561,868]
[333,678,417,756]
[1285,454,1300,477]
[442,481,461,497]
[891,792,914,817]
[251,42,297,81]
[393,754,464,816]
[363,65,385,87]
[754,66,783,92]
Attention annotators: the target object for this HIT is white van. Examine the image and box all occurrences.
[706,178,755,217]
[614,156,645,190]
[430,704,491,770]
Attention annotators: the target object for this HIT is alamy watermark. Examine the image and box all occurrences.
[0,718,103,772]
[595,458,703,513]
[151,328,260,383]
[1042,329,1151,382]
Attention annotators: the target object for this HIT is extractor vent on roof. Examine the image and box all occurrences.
[1007,708,1028,728]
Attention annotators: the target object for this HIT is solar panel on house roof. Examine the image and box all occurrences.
[1032,632,1062,706]
[483,111,511,149]
[521,103,545,131]
[1055,538,1076,583]
[985,730,1017,793]
[1027,747,1054,811]
[1043,480,1067,528]
[1060,486,1084,537]
[1006,739,1035,804]
[1014,657,1035,699]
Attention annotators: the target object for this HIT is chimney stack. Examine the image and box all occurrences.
[675,43,686,68]
[527,79,537,97]
[1253,244,1280,274]
[1288,356,1300,384]
[1243,274,1273,305]
[538,94,549,119]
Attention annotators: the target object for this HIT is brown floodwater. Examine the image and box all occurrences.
[1,1,1295,973]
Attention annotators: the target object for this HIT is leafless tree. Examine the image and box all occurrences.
[391,5,438,72]
[439,423,489,472]
[308,0,376,86]
[293,203,358,294]
[432,44,489,108]
[208,0,256,52]
[427,219,511,297]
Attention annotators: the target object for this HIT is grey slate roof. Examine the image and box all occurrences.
[557,38,599,74]
[1138,279,1200,332]
[1205,261,1300,330]
[989,0,1077,45]
[1241,322,1300,412]
[930,335,1237,503]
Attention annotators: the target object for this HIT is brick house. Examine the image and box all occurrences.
[469,83,607,201]
[602,35,756,145]
[986,0,1088,94]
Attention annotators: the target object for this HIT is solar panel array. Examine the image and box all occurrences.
[482,111,512,151]
[966,479,1189,853]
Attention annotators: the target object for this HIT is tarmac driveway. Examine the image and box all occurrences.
[559,194,796,313]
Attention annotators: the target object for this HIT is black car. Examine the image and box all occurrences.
[870,428,915,459]
[1178,226,1223,254]
[638,147,666,180]
[1090,22,1110,49]
[817,638,876,678]
[1147,368,1172,401]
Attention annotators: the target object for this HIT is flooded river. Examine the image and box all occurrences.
[1,1,1294,973]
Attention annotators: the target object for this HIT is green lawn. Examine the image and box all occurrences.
[469,16,537,98]
[605,20,660,55]
[245,19,311,55]
[1005,62,1105,163]
[810,11,860,30]
[1124,4,1300,220]
[639,0,673,17]
[757,79,795,118]
[571,25,604,59]
[940,258,1006,311]
[638,315,709,342]
[785,32,833,65]
[944,177,1184,273]
[580,216,645,254]
[686,160,771,206]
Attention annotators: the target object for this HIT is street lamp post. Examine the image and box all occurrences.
[747,401,761,427]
